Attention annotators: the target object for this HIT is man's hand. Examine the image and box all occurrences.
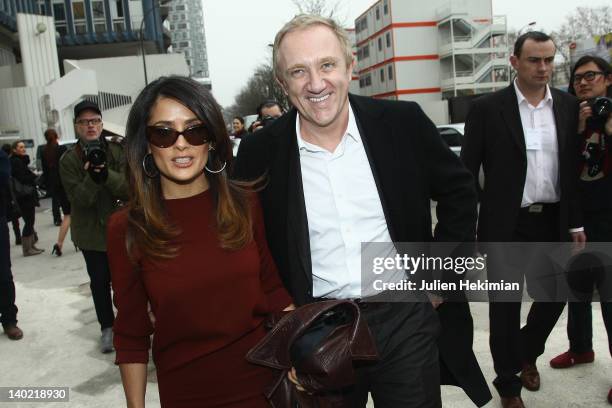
[578,101,592,134]
[570,231,587,255]
[84,161,108,184]
[288,367,307,392]
[426,292,444,309]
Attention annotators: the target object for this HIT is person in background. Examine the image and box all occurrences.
[232,116,248,138]
[2,143,21,245]
[548,55,612,405]
[10,141,43,257]
[0,147,23,340]
[108,76,292,408]
[41,129,64,226]
[59,100,127,353]
[249,100,285,132]
[461,32,582,408]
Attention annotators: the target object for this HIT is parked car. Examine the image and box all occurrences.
[437,123,484,190]
[436,123,464,156]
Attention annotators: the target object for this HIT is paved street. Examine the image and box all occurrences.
[0,199,610,407]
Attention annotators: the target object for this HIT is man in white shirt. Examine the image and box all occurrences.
[235,14,491,408]
[462,31,583,408]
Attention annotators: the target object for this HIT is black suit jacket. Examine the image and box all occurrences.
[233,94,492,406]
[461,85,581,241]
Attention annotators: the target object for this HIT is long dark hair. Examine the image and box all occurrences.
[568,55,612,97]
[124,76,252,259]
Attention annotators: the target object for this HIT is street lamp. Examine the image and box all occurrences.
[517,21,536,36]
[139,0,162,86]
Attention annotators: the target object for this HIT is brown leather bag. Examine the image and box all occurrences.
[246,300,379,408]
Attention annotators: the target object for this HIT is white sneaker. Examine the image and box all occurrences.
[100,328,114,353]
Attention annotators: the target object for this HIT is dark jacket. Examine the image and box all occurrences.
[10,154,38,209]
[41,142,67,196]
[59,139,128,251]
[461,84,581,242]
[233,94,492,407]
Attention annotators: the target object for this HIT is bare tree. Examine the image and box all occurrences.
[551,6,612,79]
[225,63,290,120]
[291,0,346,24]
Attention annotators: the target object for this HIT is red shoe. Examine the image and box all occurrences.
[549,350,594,369]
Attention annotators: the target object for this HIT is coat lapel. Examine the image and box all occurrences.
[349,95,400,242]
[551,89,567,154]
[500,85,527,157]
[280,111,313,286]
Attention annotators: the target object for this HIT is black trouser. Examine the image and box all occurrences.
[18,201,35,237]
[0,218,18,326]
[347,301,441,407]
[566,209,612,356]
[81,250,115,330]
[490,203,566,397]
[51,193,62,223]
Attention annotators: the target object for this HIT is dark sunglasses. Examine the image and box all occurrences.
[146,124,211,148]
[573,71,605,83]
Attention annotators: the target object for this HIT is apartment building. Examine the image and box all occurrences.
[354,0,509,123]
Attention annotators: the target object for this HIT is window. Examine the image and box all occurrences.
[383,0,388,15]
[176,5,185,11]
[179,41,189,48]
[376,7,380,20]
[72,0,87,34]
[380,68,384,82]
[52,3,66,21]
[386,32,391,48]
[365,74,372,86]
[362,44,369,58]
[178,23,187,29]
[378,37,382,51]
[388,65,393,80]
[116,0,124,18]
[92,0,106,33]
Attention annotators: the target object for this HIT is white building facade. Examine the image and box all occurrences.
[354,0,509,124]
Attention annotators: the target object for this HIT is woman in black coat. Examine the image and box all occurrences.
[10,141,43,256]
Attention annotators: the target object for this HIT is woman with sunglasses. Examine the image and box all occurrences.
[107,76,293,408]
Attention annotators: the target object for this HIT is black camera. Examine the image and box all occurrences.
[260,115,278,128]
[586,97,612,130]
[84,140,106,167]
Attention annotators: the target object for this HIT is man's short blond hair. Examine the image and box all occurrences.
[273,14,353,81]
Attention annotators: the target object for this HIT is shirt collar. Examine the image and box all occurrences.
[296,101,361,152]
[513,79,553,107]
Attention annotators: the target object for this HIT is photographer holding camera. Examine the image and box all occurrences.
[248,100,285,132]
[59,100,128,353]
[549,55,612,404]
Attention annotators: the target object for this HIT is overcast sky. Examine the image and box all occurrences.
[201,0,611,108]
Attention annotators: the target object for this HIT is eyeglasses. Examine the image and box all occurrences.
[146,124,211,148]
[573,71,605,83]
[76,118,102,126]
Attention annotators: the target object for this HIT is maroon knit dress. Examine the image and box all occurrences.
[107,190,291,407]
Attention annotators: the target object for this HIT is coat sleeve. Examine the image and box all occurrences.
[103,145,128,201]
[59,151,101,208]
[460,99,486,201]
[107,211,154,364]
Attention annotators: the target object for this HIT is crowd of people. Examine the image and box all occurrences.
[0,13,610,408]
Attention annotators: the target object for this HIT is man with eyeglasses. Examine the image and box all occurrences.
[462,31,583,408]
[59,100,128,353]
[548,55,612,405]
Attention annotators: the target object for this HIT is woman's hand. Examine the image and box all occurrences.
[283,304,296,312]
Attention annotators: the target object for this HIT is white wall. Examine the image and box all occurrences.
[0,64,25,88]
[16,13,60,87]
[64,53,189,101]
[0,86,47,142]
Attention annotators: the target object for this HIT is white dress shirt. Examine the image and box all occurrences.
[296,104,403,299]
[514,80,560,207]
